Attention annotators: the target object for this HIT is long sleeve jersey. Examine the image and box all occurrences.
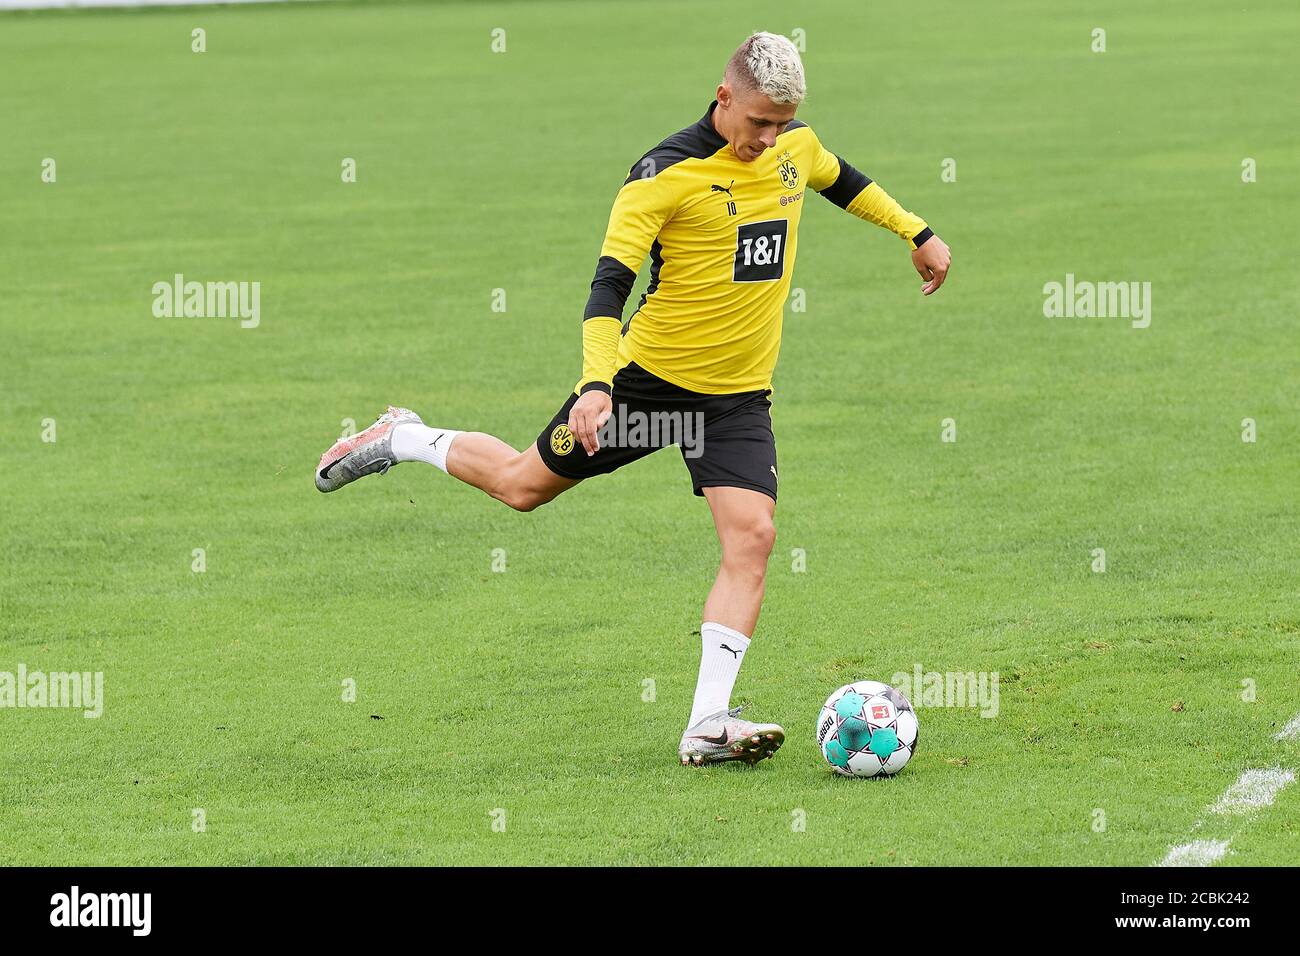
[577,99,933,397]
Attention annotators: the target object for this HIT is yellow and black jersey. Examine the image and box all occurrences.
[577,99,934,396]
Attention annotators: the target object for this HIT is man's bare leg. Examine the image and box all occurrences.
[317,411,782,765]
[315,407,576,510]
[700,486,776,635]
[679,486,783,766]
[445,435,577,512]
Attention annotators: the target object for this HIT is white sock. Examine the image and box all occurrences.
[687,622,751,728]
[391,422,461,473]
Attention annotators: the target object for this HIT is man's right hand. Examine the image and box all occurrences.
[568,389,613,456]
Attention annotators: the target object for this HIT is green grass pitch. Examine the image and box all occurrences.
[2,0,1297,866]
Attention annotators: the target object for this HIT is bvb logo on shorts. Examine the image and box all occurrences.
[778,159,799,189]
[550,423,576,455]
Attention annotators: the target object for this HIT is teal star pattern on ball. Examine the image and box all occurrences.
[824,739,850,768]
[838,716,872,751]
[834,692,865,719]
[868,726,899,759]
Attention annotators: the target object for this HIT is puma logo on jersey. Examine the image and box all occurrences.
[710,181,734,197]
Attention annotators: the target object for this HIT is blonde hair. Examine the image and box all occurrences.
[726,32,806,104]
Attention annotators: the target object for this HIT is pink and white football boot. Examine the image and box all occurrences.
[315,406,423,493]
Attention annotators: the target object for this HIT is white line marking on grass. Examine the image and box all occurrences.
[1159,839,1231,868]
[1158,711,1300,866]
[1210,767,1295,815]
[1156,715,1299,867]
[1275,713,1300,741]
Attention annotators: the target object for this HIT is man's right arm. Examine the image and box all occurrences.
[570,170,675,455]
[576,172,675,395]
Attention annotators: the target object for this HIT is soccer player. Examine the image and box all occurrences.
[315,32,951,767]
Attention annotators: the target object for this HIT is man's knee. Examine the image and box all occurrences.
[723,512,776,568]
[494,476,548,512]
[503,487,548,512]
[494,453,565,512]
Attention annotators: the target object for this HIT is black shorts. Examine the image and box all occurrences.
[536,363,778,501]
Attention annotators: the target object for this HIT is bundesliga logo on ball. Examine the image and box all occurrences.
[816,681,918,777]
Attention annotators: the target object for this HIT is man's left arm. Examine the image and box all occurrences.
[806,131,952,295]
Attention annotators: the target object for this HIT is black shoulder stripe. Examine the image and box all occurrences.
[623,100,729,185]
[584,255,638,320]
[782,119,808,133]
[817,154,873,209]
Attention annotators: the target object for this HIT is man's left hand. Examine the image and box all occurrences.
[911,235,951,295]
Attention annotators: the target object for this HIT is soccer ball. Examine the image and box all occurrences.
[816,681,918,777]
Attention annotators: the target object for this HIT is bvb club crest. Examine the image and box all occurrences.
[778,159,799,189]
[550,423,575,455]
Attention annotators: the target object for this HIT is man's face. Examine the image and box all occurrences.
[715,82,799,163]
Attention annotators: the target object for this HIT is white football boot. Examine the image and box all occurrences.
[679,706,785,767]
[315,406,423,493]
